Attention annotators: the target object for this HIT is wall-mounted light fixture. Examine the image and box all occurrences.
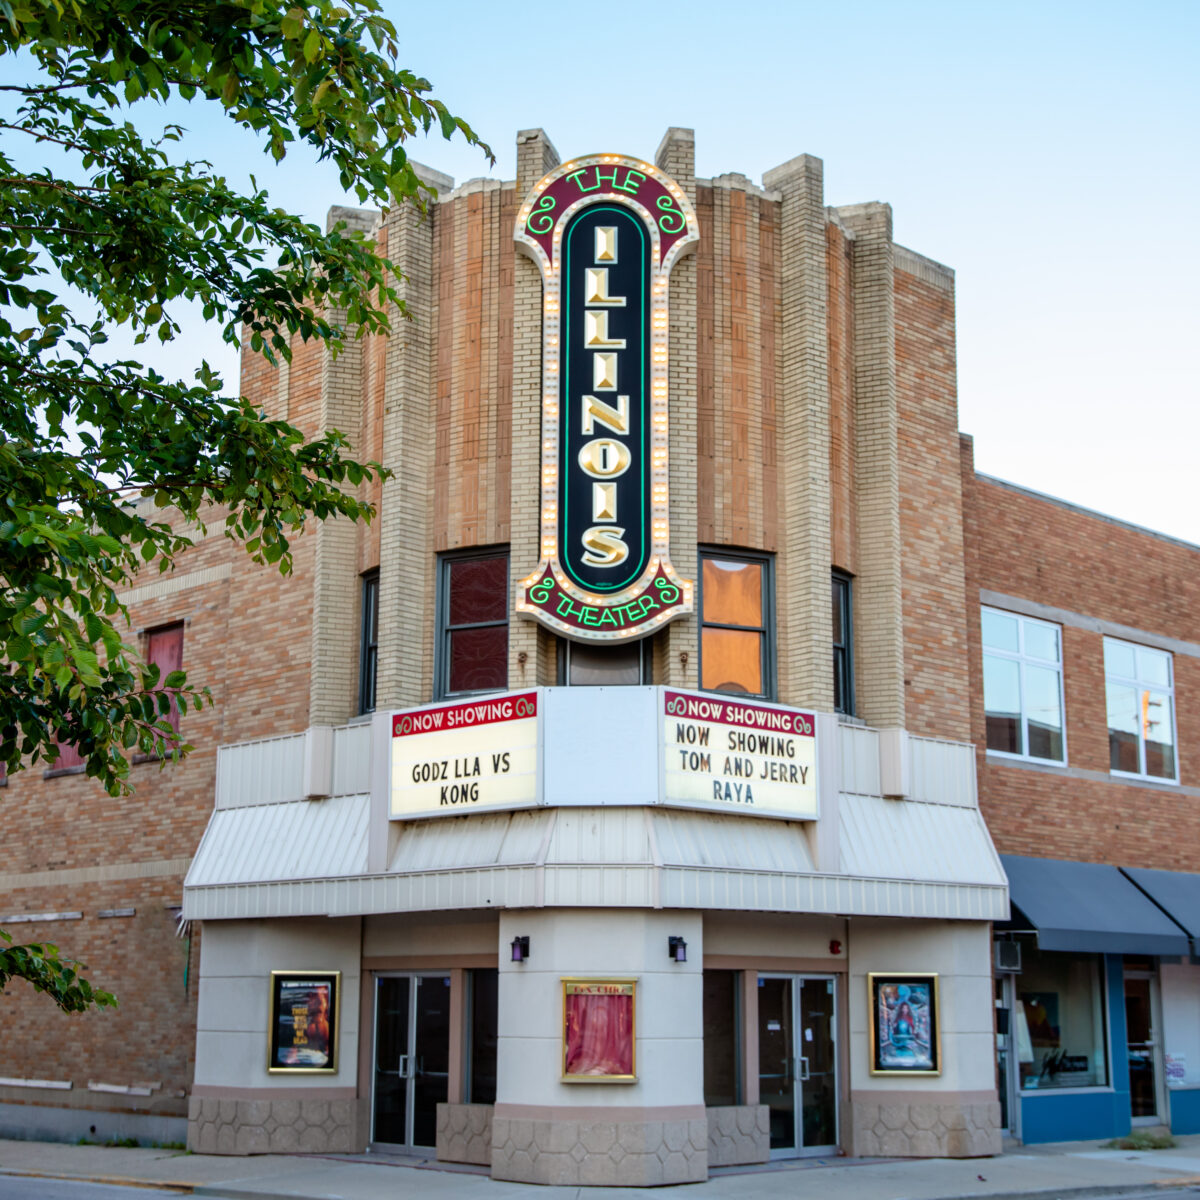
[511,936,530,963]
[668,936,687,963]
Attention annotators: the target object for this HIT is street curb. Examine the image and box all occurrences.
[933,1181,1200,1200]
[0,1167,194,1192]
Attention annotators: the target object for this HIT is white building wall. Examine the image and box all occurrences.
[496,908,703,1109]
[194,917,363,1090]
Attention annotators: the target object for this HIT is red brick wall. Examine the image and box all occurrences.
[964,461,1200,869]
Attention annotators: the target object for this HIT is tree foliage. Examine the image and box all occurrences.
[0,1,491,801]
[0,929,117,1013]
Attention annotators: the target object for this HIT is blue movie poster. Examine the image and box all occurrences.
[875,978,936,1071]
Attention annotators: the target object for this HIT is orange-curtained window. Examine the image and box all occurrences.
[700,553,771,698]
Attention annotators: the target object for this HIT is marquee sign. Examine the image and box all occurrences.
[514,155,699,642]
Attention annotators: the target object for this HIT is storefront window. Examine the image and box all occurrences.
[1017,946,1108,1090]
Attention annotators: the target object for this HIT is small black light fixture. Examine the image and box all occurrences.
[511,936,530,963]
[668,936,687,964]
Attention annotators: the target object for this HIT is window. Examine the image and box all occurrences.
[466,968,498,1105]
[559,638,652,686]
[699,551,774,699]
[359,570,379,714]
[1017,946,1108,1091]
[1105,638,1177,781]
[703,969,742,1107]
[832,572,854,716]
[436,549,509,698]
[981,608,1065,762]
[146,622,185,737]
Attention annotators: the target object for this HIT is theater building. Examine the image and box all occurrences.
[2,125,1195,1182]
[175,128,1008,1184]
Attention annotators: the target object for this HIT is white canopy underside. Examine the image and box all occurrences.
[183,795,1007,923]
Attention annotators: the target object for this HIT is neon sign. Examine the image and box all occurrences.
[514,154,698,642]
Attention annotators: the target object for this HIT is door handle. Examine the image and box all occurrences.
[799,1056,811,1082]
[398,1053,412,1079]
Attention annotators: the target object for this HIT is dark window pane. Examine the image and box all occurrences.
[831,578,844,645]
[567,640,643,686]
[702,628,763,695]
[360,572,379,714]
[449,556,508,626]
[702,559,762,628]
[469,968,498,1105]
[449,625,508,694]
[703,970,740,1107]
[833,649,848,715]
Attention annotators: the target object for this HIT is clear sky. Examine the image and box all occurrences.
[120,0,1200,542]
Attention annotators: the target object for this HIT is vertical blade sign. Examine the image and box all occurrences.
[514,154,699,642]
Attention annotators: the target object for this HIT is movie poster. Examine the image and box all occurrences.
[869,973,940,1075]
[562,980,636,1082]
[268,971,339,1073]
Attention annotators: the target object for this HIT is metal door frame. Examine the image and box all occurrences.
[760,972,840,1159]
[369,971,446,1151]
[996,973,1021,1141]
[1124,968,1166,1126]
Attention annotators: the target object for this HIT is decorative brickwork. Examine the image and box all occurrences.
[491,1114,708,1187]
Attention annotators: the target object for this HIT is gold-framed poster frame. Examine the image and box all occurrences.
[561,978,637,1083]
[267,969,341,1074]
[867,972,941,1076]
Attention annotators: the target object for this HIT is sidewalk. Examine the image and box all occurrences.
[3,1135,1200,1199]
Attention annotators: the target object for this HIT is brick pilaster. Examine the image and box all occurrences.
[375,171,447,708]
[761,155,833,711]
[309,207,376,724]
[656,127,700,689]
[510,129,560,688]
[838,202,905,728]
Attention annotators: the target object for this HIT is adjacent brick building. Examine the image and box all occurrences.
[2,125,1196,1175]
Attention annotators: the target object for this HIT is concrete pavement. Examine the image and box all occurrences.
[3,1135,1200,1199]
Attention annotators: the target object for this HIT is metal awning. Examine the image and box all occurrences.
[1000,854,1189,956]
[1123,866,1200,943]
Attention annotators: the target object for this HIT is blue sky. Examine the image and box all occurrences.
[102,1,1200,541]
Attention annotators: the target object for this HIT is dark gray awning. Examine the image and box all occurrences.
[1123,866,1200,941]
[1000,854,1190,956]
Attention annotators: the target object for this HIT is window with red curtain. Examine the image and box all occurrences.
[146,622,185,736]
[47,739,85,774]
[437,551,509,698]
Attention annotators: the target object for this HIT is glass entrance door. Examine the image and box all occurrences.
[371,974,452,1149]
[757,975,839,1157]
[1124,972,1163,1124]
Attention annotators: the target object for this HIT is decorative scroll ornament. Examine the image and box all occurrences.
[514,154,699,642]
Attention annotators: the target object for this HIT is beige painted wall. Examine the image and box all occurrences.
[362,911,499,958]
[846,918,994,1094]
[703,912,847,959]
[496,909,703,1109]
[194,917,363,1089]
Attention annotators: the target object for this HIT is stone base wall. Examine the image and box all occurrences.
[850,1098,1001,1157]
[706,1105,769,1166]
[436,1102,492,1165]
[491,1115,708,1186]
[187,1096,364,1155]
